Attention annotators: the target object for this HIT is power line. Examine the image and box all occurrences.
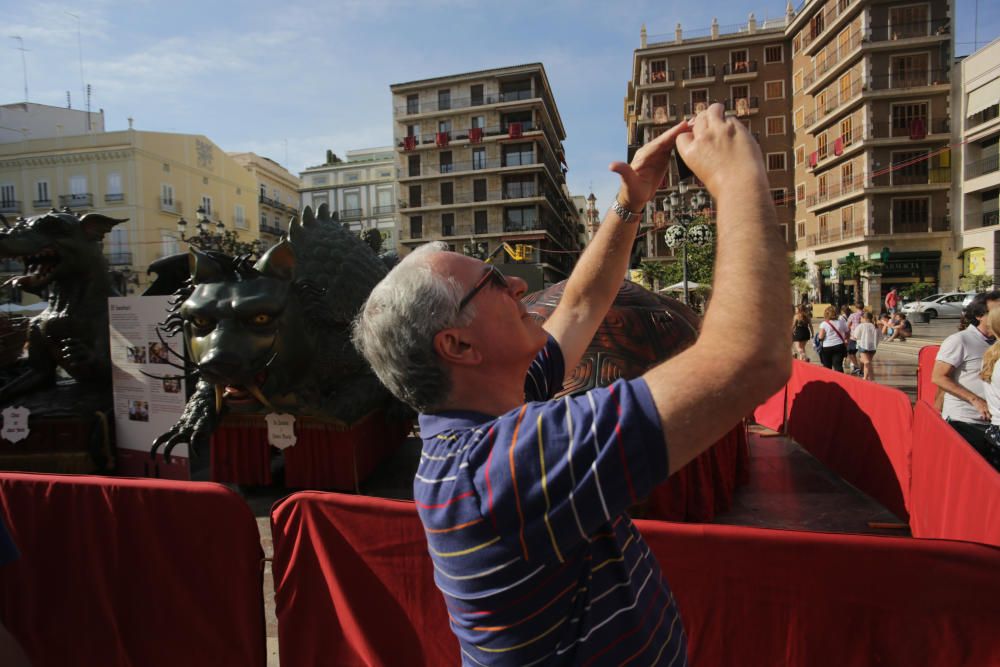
[9,36,29,103]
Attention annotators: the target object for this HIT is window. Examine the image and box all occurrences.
[0,184,14,206]
[502,143,533,167]
[36,181,49,204]
[793,70,803,93]
[406,94,419,114]
[838,73,852,103]
[503,175,534,199]
[441,213,455,237]
[892,150,929,184]
[406,123,420,140]
[410,216,423,238]
[376,188,393,213]
[438,119,452,135]
[810,12,825,39]
[891,102,928,135]
[201,196,212,216]
[730,49,749,70]
[408,185,421,207]
[470,84,484,106]
[890,54,930,87]
[261,213,268,229]
[819,174,828,198]
[689,55,707,78]
[819,214,830,237]
[161,233,180,258]
[109,227,128,259]
[472,147,486,170]
[500,79,532,101]
[161,184,175,208]
[841,206,854,233]
[473,179,487,202]
[797,221,806,238]
[70,175,87,195]
[766,116,786,135]
[474,210,488,235]
[471,115,485,129]
[765,45,783,63]
[796,184,806,202]
[892,198,929,226]
[765,80,784,100]
[437,89,451,111]
[841,162,854,190]
[840,117,854,145]
[440,182,454,205]
[344,191,361,214]
[794,107,804,129]
[767,153,786,171]
[505,206,537,231]
[408,154,421,177]
[235,205,247,229]
[439,151,453,174]
[792,34,801,55]
[650,60,667,82]
[796,145,805,165]
[889,5,930,39]
[817,134,829,160]
[107,172,122,196]
[771,189,787,207]
[690,88,709,113]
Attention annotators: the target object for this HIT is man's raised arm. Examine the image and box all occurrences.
[642,104,791,473]
[543,120,690,373]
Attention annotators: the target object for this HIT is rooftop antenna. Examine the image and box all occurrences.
[67,13,86,114]
[86,84,92,131]
[10,36,29,103]
[283,139,288,166]
[67,91,72,109]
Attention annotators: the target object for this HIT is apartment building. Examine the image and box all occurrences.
[626,14,797,268]
[229,152,301,246]
[955,37,1000,282]
[299,148,398,251]
[0,126,260,295]
[0,102,104,143]
[628,0,954,305]
[390,63,581,288]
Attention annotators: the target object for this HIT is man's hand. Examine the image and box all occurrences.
[674,103,767,198]
[970,396,992,421]
[609,120,691,212]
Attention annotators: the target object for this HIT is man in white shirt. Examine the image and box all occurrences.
[933,291,1000,452]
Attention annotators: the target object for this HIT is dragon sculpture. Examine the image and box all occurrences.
[0,209,125,403]
[152,203,403,459]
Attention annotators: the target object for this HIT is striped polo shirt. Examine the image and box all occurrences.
[416,337,687,666]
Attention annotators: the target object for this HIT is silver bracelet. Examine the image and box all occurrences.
[610,198,640,223]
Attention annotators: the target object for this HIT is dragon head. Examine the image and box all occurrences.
[0,210,125,294]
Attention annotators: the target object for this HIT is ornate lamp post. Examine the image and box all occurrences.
[663,184,712,306]
[176,206,267,257]
[463,240,489,260]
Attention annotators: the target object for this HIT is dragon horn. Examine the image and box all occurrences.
[215,385,223,414]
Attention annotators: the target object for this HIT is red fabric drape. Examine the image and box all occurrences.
[645,424,748,521]
[754,383,787,431]
[910,400,1000,546]
[211,417,273,485]
[270,491,1000,667]
[0,473,265,667]
[917,344,940,405]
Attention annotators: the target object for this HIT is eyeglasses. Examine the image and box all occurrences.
[458,265,509,311]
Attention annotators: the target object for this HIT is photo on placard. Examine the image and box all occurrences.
[162,377,182,394]
[148,341,171,364]
[128,400,150,422]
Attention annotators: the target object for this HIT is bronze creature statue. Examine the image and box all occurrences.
[0,209,125,403]
[152,203,403,459]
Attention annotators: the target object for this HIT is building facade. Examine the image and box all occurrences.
[390,63,581,288]
[955,37,1000,284]
[229,152,301,246]
[0,128,260,296]
[299,148,398,252]
[628,0,955,306]
[0,102,105,143]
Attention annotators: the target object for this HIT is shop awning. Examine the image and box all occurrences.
[967,79,1000,116]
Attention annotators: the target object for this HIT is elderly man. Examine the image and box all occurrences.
[354,105,790,665]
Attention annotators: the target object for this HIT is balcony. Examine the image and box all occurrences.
[966,155,999,179]
[966,210,1000,230]
[681,65,716,85]
[891,217,950,234]
[877,167,951,187]
[803,31,864,91]
[260,223,284,236]
[802,79,864,129]
[868,69,950,92]
[801,0,859,53]
[372,204,396,215]
[806,177,865,208]
[394,90,538,116]
[503,220,543,233]
[866,18,951,43]
[340,208,363,221]
[159,198,181,215]
[32,199,51,209]
[104,193,125,204]
[502,184,538,200]
[722,61,758,81]
[105,252,133,266]
[806,220,866,247]
[0,200,21,214]
[869,119,950,140]
[642,69,676,87]
[724,96,760,115]
[399,155,554,179]
[396,121,544,150]
[59,194,93,209]
[638,104,678,125]
[967,104,999,130]
[400,189,503,210]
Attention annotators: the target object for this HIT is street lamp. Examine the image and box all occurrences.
[463,240,489,260]
[662,187,713,306]
[176,206,265,258]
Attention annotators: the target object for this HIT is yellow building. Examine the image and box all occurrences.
[228,152,301,245]
[0,128,261,294]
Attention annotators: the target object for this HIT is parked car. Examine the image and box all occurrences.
[900,292,976,319]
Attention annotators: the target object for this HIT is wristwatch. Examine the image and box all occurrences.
[610,198,641,223]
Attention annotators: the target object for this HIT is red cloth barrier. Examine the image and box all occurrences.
[0,473,265,667]
[271,491,1000,667]
[753,383,787,431]
[645,424,749,521]
[910,400,1000,547]
[917,344,940,406]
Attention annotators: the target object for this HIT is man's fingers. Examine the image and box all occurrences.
[608,162,640,192]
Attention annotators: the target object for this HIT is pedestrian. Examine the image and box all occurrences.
[933,291,1000,453]
[879,313,893,338]
[353,106,790,665]
[845,303,864,374]
[851,311,879,381]
[977,307,1000,469]
[792,304,813,361]
[887,312,911,342]
[884,287,899,315]
[818,305,850,372]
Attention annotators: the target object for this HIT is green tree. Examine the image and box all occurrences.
[959,274,995,292]
[637,261,669,290]
[360,228,383,255]
[662,236,717,287]
[789,257,810,299]
[837,253,882,305]
[903,281,936,301]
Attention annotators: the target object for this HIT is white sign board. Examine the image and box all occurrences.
[1,406,30,443]
[109,296,189,457]
[265,413,297,450]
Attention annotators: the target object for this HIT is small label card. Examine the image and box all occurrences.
[1,406,30,444]
[265,413,297,450]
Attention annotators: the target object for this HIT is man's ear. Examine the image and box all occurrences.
[433,327,481,366]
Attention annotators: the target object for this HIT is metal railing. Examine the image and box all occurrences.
[640,104,678,121]
[806,177,865,207]
[59,193,93,208]
[869,119,950,138]
[159,198,181,214]
[966,211,1000,230]
[372,204,396,215]
[401,190,504,209]
[802,31,864,88]
[104,193,125,203]
[394,89,538,115]
[645,69,676,84]
[0,200,21,214]
[105,252,132,265]
[872,166,950,186]
[32,199,51,209]
[724,96,760,113]
[868,69,950,91]
[340,208,363,220]
[721,61,758,76]
[802,79,864,127]
[800,0,858,50]
[502,184,539,200]
[396,122,541,148]
[260,223,284,236]
[966,155,999,179]
[681,65,716,80]
[806,220,866,246]
[891,217,949,233]
[866,18,951,42]
[966,104,999,130]
[400,156,546,178]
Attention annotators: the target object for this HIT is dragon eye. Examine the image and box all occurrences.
[251,313,273,326]
[191,315,213,329]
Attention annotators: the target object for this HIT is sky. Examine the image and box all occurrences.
[3,0,998,216]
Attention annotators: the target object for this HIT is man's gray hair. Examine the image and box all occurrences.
[352,242,475,412]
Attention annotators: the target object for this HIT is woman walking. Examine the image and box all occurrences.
[818,305,850,372]
[851,311,880,380]
[792,305,813,361]
[977,308,1000,469]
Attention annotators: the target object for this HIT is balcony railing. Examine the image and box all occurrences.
[503,220,542,233]
[372,204,395,215]
[803,31,864,88]
[966,210,1000,230]
[800,0,858,50]
[806,220,867,247]
[400,156,549,178]
[260,223,284,236]
[59,193,93,208]
[105,252,133,266]
[0,200,21,214]
[401,189,503,209]
[640,105,678,122]
[104,193,125,203]
[32,199,51,209]
[892,217,949,233]
[723,96,760,114]
[868,69,950,91]
[806,177,865,207]
[802,79,864,127]
[645,69,676,84]
[721,61,758,76]
[340,208,363,220]
[159,198,181,214]
[396,121,545,150]
[866,18,951,42]
[874,166,950,187]
[869,119,950,139]
[967,104,999,130]
[394,89,538,115]
[966,155,1000,179]
[502,184,538,200]
[681,65,716,80]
